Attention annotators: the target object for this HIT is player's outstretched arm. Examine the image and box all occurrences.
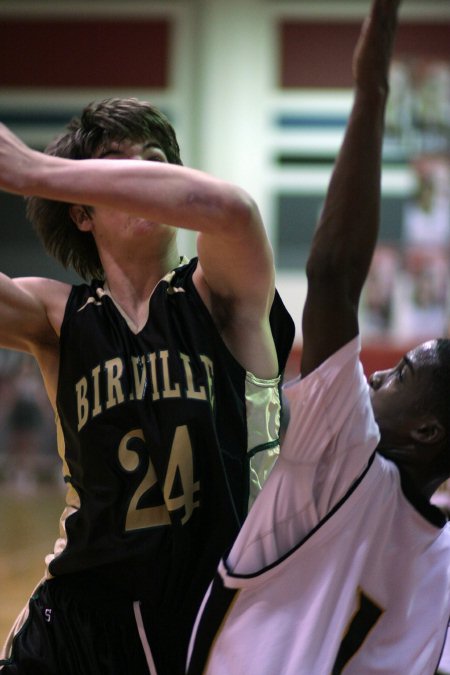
[300,0,401,377]
[0,120,276,376]
[0,121,261,246]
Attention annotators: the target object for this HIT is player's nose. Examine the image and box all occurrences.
[368,370,384,390]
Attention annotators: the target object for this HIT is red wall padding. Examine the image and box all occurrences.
[280,21,450,88]
[0,18,171,88]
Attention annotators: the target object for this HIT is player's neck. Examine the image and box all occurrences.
[396,462,442,503]
[102,245,182,332]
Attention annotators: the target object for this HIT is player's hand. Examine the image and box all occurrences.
[0,122,40,195]
[352,0,402,95]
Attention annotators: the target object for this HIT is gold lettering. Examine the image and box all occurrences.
[160,350,181,399]
[76,377,89,431]
[147,352,160,401]
[105,357,125,409]
[180,353,207,401]
[131,355,146,401]
[91,365,102,418]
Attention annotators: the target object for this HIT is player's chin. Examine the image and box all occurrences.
[377,445,393,460]
[376,436,395,457]
[377,445,408,465]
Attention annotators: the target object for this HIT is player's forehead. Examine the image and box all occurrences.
[405,339,439,368]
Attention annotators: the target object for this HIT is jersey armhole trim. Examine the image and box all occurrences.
[226,451,377,580]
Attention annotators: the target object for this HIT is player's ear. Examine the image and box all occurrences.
[410,416,446,445]
[70,205,93,232]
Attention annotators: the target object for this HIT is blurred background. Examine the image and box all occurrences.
[0,0,450,641]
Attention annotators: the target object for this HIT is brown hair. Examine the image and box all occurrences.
[26,97,183,280]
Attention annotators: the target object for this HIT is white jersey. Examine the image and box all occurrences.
[187,337,450,675]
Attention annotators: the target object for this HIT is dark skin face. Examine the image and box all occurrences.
[369,339,448,498]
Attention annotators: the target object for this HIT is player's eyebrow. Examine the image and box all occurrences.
[143,141,164,152]
[97,148,124,158]
[97,141,164,159]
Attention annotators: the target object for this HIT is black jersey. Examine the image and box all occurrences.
[49,257,294,672]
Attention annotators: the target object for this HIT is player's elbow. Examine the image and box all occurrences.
[224,187,261,235]
[306,239,343,281]
[306,246,364,308]
[185,183,261,238]
[306,240,352,290]
[203,186,262,242]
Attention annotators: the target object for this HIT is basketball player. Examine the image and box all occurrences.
[0,99,294,674]
[186,1,450,673]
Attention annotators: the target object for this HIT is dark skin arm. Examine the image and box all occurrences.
[301,0,402,377]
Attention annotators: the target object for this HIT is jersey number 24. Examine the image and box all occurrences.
[118,425,200,531]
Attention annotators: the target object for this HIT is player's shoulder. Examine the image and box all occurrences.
[15,275,71,296]
[15,276,72,335]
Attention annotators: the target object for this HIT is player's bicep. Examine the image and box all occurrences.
[301,274,358,377]
[0,275,62,352]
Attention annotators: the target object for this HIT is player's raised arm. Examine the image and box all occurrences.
[300,0,401,376]
[0,128,67,347]
[0,122,260,244]
[0,121,278,378]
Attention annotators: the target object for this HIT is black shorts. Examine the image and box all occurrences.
[0,578,155,675]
